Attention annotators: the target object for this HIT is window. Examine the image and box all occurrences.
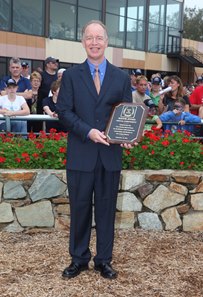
[77,7,101,40]
[0,0,11,31]
[13,0,44,35]
[50,0,77,39]
[126,0,146,50]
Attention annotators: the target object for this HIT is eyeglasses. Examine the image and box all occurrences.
[174,105,183,109]
[84,36,106,43]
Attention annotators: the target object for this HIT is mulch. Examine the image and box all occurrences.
[0,229,203,297]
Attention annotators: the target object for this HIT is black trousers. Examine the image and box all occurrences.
[67,156,120,265]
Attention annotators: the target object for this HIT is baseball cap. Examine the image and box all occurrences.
[45,56,59,65]
[151,76,162,85]
[6,78,17,87]
[144,99,156,108]
[21,62,29,67]
[131,69,142,76]
[196,76,203,83]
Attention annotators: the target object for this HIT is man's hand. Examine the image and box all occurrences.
[88,129,110,146]
[120,142,138,149]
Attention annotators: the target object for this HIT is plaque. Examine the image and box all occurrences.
[105,103,148,144]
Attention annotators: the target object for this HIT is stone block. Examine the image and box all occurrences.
[121,170,145,191]
[143,185,185,213]
[191,194,203,210]
[183,211,203,231]
[161,207,182,230]
[117,192,142,211]
[138,212,163,231]
[115,211,135,229]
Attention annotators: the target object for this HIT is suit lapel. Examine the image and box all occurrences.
[79,60,115,102]
[97,61,115,102]
[79,61,98,99]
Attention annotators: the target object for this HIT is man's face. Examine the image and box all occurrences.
[136,79,148,94]
[9,63,22,78]
[46,61,58,71]
[82,23,108,64]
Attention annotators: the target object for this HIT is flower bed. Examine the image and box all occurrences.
[0,129,203,170]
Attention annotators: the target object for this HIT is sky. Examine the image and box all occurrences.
[184,0,203,9]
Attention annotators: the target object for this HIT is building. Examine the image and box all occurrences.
[0,0,202,82]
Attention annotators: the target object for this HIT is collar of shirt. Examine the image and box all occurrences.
[87,58,107,85]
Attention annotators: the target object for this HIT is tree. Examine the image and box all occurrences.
[183,7,203,41]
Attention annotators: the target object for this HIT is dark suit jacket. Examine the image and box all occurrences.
[57,60,132,172]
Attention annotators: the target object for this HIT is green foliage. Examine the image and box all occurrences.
[122,129,203,171]
[183,7,203,41]
[0,129,67,169]
[0,129,203,171]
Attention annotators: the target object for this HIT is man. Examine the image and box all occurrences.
[130,69,142,92]
[0,57,32,99]
[21,62,30,79]
[57,20,135,280]
[190,84,203,117]
[132,75,151,104]
[37,56,58,115]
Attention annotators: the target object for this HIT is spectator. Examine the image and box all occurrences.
[21,62,30,79]
[144,99,162,131]
[190,84,203,117]
[150,76,164,114]
[159,98,201,133]
[162,75,190,113]
[132,75,151,104]
[130,69,142,92]
[43,80,66,133]
[0,57,32,100]
[37,56,58,115]
[48,68,66,96]
[27,71,42,132]
[195,76,203,87]
[0,78,30,134]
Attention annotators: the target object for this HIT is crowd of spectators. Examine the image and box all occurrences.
[0,57,203,136]
[0,56,66,134]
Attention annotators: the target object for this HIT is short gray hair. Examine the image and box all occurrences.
[82,20,108,39]
[9,57,21,66]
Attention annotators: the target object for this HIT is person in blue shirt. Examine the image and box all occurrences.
[0,57,32,100]
[159,98,202,133]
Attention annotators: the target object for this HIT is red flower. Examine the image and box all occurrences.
[179,161,184,166]
[59,147,66,153]
[182,138,190,143]
[62,159,67,165]
[32,153,39,158]
[125,150,131,155]
[170,151,175,156]
[28,132,36,139]
[15,158,21,163]
[0,157,6,163]
[42,152,47,158]
[22,152,29,158]
[142,145,148,150]
[49,128,57,133]
[35,143,44,149]
[54,134,61,141]
[161,140,170,147]
[25,157,30,163]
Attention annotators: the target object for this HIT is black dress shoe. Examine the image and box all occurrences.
[62,262,88,278]
[94,263,117,279]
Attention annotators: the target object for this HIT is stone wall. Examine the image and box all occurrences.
[0,169,203,233]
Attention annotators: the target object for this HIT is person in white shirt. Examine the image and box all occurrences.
[0,78,30,134]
